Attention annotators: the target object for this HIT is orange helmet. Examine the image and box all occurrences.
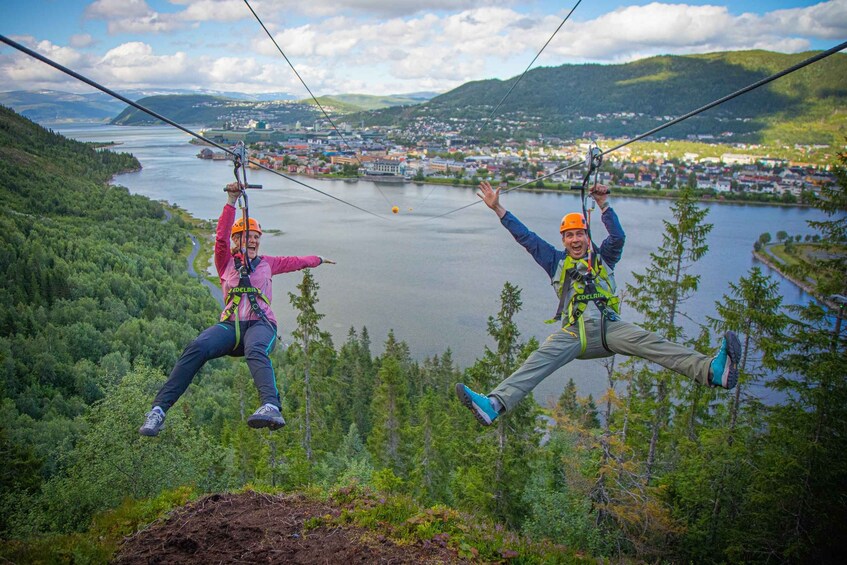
[231,217,262,237]
[559,213,586,233]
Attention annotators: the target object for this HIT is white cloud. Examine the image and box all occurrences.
[221,0,512,18]
[85,0,183,34]
[99,42,190,83]
[199,2,847,94]
[173,0,253,23]
[1,38,90,86]
[69,34,95,48]
[85,0,152,19]
[463,2,840,64]
[763,0,847,40]
[206,56,263,82]
[3,2,844,95]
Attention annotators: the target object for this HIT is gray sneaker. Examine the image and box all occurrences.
[139,408,165,436]
[247,404,286,430]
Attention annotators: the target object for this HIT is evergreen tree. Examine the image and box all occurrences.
[367,342,412,474]
[731,150,847,562]
[409,385,454,504]
[625,186,712,482]
[316,422,374,488]
[709,267,786,434]
[288,269,333,462]
[26,366,234,534]
[460,282,541,526]
[656,268,786,562]
[557,377,579,417]
[521,429,611,555]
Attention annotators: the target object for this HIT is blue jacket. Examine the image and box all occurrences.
[501,208,625,276]
[500,209,626,320]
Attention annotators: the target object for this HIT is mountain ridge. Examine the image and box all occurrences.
[367,49,847,144]
[4,49,844,144]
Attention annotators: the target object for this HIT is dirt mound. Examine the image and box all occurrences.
[114,491,466,564]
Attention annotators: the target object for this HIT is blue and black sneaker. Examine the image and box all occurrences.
[247,403,286,430]
[710,331,741,389]
[455,383,499,426]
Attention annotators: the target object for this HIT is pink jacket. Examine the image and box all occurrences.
[215,204,321,326]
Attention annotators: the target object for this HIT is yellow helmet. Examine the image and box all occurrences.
[559,213,586,233]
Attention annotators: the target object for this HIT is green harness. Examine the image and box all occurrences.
[219,256,271,349]
[547,253,620,354]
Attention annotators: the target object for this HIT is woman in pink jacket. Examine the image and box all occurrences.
[140,184,334,436]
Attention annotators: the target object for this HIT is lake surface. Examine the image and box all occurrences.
[56,124,826,405]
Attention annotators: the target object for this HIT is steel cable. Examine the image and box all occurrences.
[0,33,387,221]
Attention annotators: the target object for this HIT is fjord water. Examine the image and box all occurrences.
[58,124,826,405]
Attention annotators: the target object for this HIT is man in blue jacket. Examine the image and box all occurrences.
[456,181,740,426]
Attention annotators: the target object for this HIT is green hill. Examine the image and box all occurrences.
[367,49,847,144]
[111,93,427,126]
[305,93,431,112]
[111,94,322,126]
[107,51,846,143]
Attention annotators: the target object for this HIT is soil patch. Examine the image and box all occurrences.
[114,491,466,564]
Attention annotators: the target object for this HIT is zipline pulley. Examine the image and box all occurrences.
[577,144,604,270]
[226,141,263,274]
[586,145,603,174]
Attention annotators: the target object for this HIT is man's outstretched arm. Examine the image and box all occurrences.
[477,181,560,278]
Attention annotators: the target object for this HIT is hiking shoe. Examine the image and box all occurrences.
[710,331,741,389]
[139,407,165,437]
[455,383,499,426]
[247,404,286,430]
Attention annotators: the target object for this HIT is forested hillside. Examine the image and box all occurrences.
[1,106,845,563]
[369,49,847,144]
[111,94,324,126]
[0,104,222,529]
[111,92,430,126]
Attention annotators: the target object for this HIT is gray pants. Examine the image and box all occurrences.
[490,317,713,412]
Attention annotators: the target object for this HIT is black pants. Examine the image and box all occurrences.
[153,320,279,411]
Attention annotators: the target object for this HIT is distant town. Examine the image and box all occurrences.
[197,116,838,203]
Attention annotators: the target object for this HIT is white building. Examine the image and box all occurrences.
[715,178,732,193]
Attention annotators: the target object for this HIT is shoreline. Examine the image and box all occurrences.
[311,173,809,208]
[752,248,832,306]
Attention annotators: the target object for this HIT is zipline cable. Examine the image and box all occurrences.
[242,0,394,206]
[421,0,583,215]
[484,0,582,124]
[427,39,847,221]
[0,33,387,222]
[420,158,585,221]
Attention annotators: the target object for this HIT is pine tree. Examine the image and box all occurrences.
[288,269,332,462]
[367,337,412,474]
[657,267,787,561]
[461,282,541,526]
[625,186,712,482]
[732,150,847,562]
[557,377,579,417]
[331,327,376,439]
[709,267,786,434]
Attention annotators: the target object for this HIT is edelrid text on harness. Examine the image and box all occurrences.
[548,253,620,325]
[547,252,621,353]
[220,254,271,348]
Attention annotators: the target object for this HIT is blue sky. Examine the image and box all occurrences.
[1,1,845,96]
